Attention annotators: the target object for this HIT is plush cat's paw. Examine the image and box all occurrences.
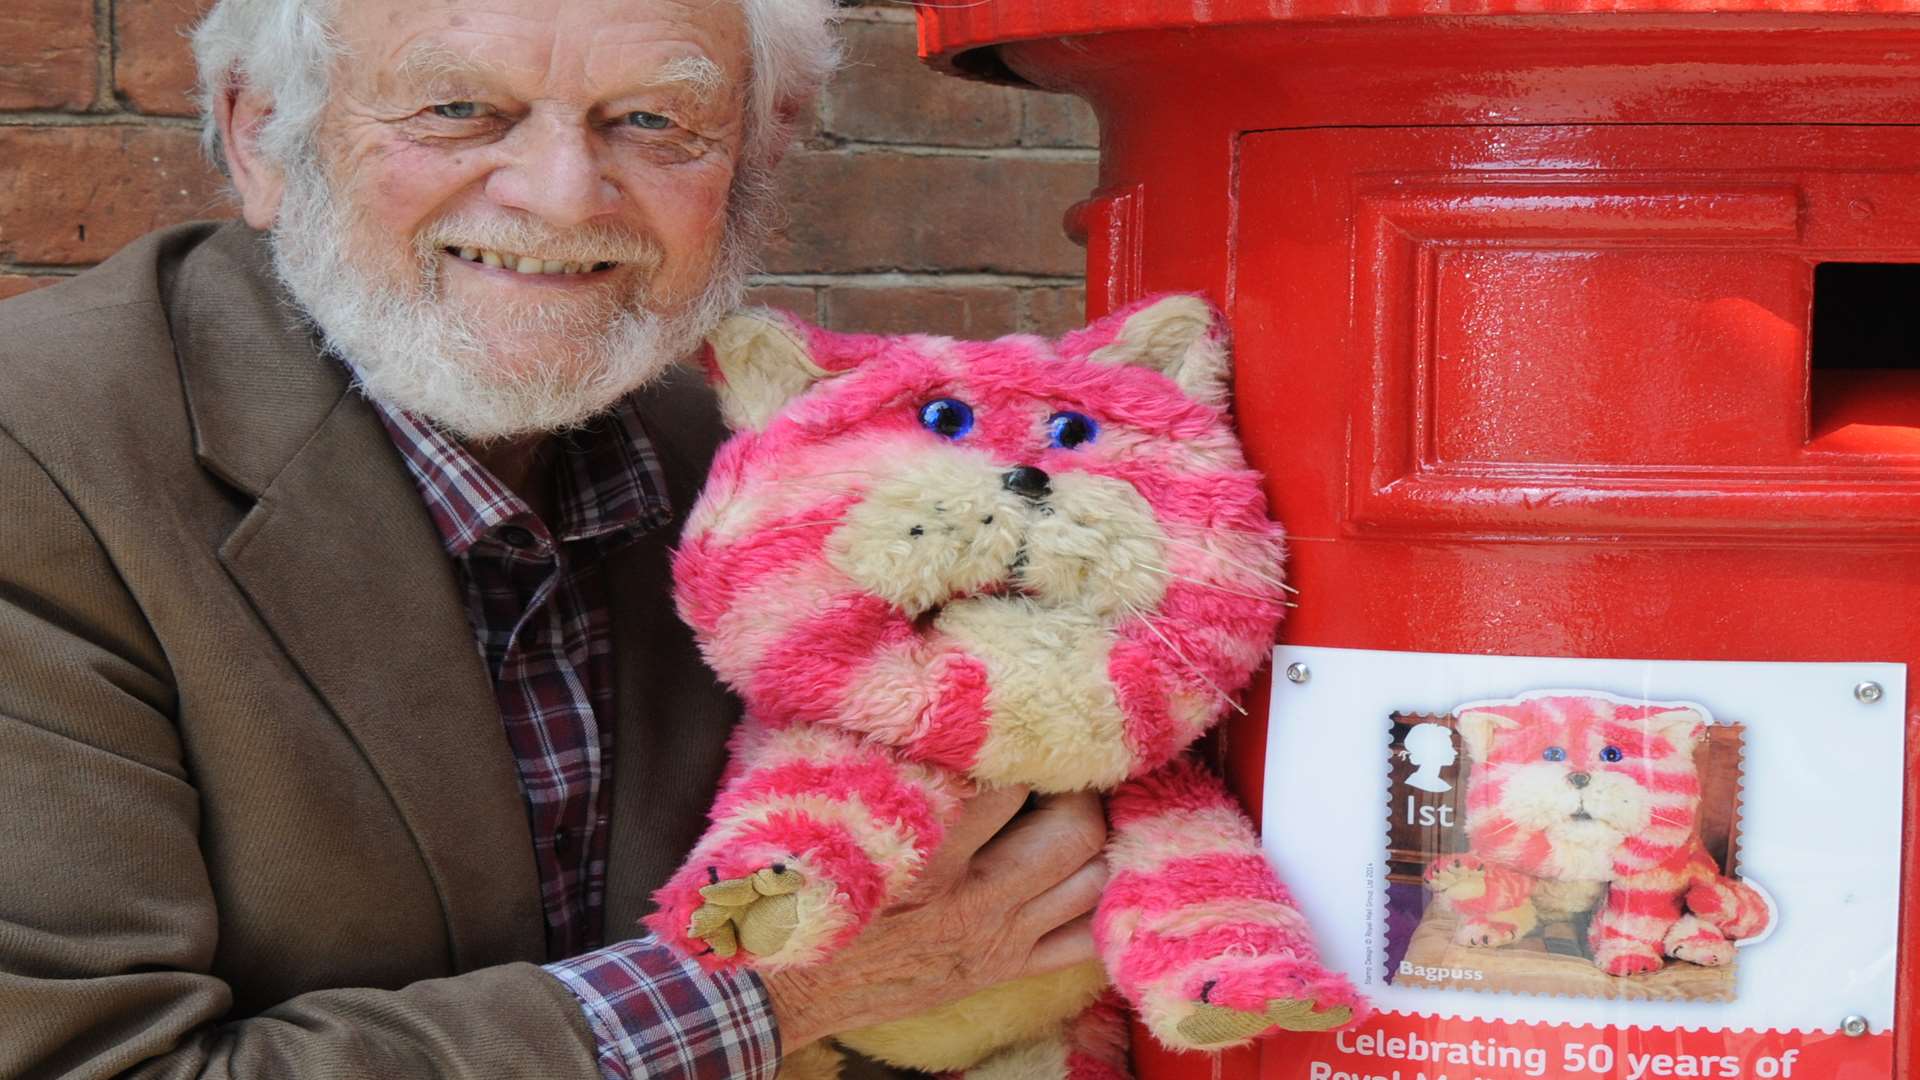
[689,864,806,959]
[1665,915,1736,968]
[1423,854,1490,902]
[1594,941,1664,977]
[1451,917,1523,948]
[1668,937,1734,968]
[1152,959,1362,1051]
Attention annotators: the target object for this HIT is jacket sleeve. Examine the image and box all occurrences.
[0,425,758,1080]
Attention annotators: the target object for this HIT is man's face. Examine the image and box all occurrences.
[271,0,753,438]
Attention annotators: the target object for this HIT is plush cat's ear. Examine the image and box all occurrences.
[1646,708,1707,752]
[704,310,834,432]
[1454,709,1517,762]
[1083,294,1230,408]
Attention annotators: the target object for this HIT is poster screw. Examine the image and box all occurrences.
[1842,1015,1870,1037]
[1285,663,1311,685]
[1855,682,1884,705]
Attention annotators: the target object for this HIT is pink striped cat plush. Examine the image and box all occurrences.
[1423,693,1771,978]
[645,296,1362,1077]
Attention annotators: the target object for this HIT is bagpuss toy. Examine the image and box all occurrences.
[1423,693,1771,977]
[646,296,1362,1078]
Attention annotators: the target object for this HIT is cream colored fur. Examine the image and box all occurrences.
[835,962,1108,1073]
[962,1034,1073,1080]
[708,312,832,431]
[936,599,1134,792]
[1085,295,1231,410]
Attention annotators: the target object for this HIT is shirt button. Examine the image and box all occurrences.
[500,525,537,549]
[554,828,572,855]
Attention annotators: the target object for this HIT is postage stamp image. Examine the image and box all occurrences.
[1382,691,1764,1002]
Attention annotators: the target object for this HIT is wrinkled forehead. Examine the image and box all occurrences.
[337,0,751,104]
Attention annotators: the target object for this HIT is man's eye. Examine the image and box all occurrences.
[430,102,485,120]
[627,111,674,131]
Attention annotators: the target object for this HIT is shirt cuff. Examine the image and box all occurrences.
[546,933,781,1080]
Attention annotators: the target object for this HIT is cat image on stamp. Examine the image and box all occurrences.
[1384,692,1771,1003]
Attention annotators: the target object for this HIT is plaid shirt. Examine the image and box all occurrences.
[370,395,779,1080]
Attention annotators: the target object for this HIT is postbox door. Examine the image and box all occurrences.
[1234,124,1920,548]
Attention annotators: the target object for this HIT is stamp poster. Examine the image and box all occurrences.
[1257,646,1904,1080]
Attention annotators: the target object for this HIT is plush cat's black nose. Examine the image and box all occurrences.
[1002,466,1051,500]
[1566,772,1591,789]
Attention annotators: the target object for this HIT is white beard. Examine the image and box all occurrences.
[267,156,750,441]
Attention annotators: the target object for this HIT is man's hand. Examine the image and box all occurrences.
[760,786,1109,1049]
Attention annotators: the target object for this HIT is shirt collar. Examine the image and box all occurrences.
[366,391,675,559]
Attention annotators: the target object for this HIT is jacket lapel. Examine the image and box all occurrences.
[600,367,743,936]
[175,225,546,970]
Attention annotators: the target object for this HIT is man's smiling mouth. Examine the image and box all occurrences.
[445,246,619,275]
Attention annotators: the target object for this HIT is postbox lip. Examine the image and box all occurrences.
[915,1,1920,85]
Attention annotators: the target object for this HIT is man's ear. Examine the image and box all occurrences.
[1084,294,1231,409]
[217,82,287,229]
[704,310,834,431]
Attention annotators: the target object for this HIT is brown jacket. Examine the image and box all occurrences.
[0,222,746,1078]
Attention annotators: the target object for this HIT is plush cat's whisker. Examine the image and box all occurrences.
[1139,565,1299,608]
[1119,598,1248,717]
[1133,533,1299,596]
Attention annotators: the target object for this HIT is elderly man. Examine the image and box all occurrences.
[0,0,1109,1076]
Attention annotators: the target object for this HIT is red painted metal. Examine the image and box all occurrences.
[921,5,1920,1079]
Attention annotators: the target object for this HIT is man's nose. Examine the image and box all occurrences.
[485,117,621,229]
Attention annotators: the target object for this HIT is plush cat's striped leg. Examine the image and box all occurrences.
[1589,863,1687,977]
[1096,756,1362,1052]
[1683,848,1771,941]
[1667,847,1768,967]
[1423,854,1539,948]
[646,720,965,969]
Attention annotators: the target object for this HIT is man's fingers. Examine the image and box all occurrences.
[1014,855,1108,941]
[970,790,1106,901]
[922,783,1030,883]
[1024,912,1099,975]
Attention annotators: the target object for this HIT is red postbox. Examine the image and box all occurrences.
[919,6,1920,1080]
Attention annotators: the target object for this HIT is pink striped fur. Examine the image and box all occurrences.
[649,296,1361,1076]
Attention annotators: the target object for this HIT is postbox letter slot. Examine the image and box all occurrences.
[1808,262,1920,454]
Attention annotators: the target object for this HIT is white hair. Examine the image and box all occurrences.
[191,0,841,175]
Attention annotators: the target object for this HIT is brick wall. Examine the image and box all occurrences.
[0,0,1097,338]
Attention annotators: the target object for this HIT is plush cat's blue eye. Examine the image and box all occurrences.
[1542,746,1567,762]
[1600,745,1624,763]
[1047,411,1099,449]
[919,398,974,439]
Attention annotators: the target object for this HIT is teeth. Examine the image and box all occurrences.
[450,247,614,275]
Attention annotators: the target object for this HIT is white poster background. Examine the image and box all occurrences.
[1261,645,1905,1034]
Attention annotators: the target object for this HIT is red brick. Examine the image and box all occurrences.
[0,126,229,266]
[821,20,1019,148]
[1021,286,1087,336]
[764,150,1095,277]
[0,0,97,111]
[823,285,1019,339]
[1021,93,1099,150]
[0,274,66,301]
[742,284,820,323]
[116,0,212,117]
